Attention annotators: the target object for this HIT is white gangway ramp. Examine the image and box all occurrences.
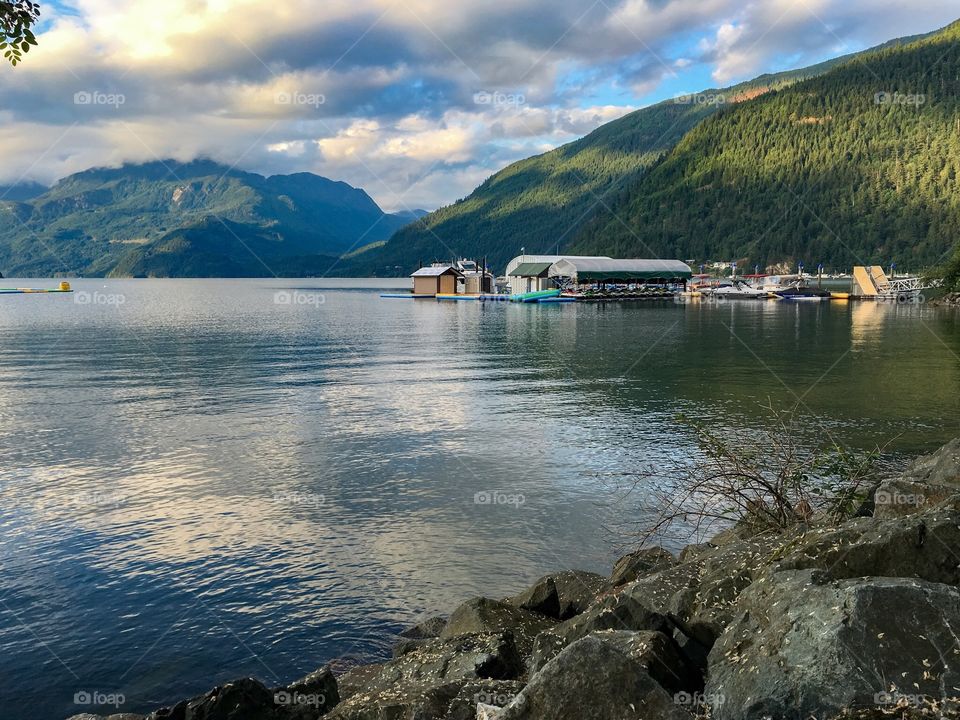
[851,266,937,300]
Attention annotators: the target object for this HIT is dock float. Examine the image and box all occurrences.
[380,293,436,299]
[435,294,509,302]
[0,282,73,294]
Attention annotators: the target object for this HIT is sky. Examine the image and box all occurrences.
[1,0,958,212]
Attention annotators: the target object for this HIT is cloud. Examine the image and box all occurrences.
[700,0,960,84]
[0,0,957,209]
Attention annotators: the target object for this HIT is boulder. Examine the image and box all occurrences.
[336,664,384,702]
[870,439,960,518]
[399,616,448,640]
[393,615,448,657]
[609,548,676,587]
[147,678,277,720]
[528,589,672,672]
[770,501,960,585]
[873,477,949,519]
[327,633,523,720]
[900,437,960,486]
[507,570,606,620]
[392,637,431,657]
[617,532,793,649]
[442,680,523,720]
[707,570,960,720]
[499,632,694,720]
[678,543,715,563]
[440,598,556,656]
[275,666,339,718]
[326,684,460,720]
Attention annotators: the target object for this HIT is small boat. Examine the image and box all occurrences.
[510,289,561,303]
[774,283,832,301]
[455,259,496,295]
[706,281,767,299]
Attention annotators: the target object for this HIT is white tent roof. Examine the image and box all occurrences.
[503,254,611,276]
[549,258,693,280]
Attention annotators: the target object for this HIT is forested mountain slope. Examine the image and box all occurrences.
[353,33,931,275]
[570,22,960,270]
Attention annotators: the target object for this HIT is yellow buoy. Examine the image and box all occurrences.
[59,281,71,291]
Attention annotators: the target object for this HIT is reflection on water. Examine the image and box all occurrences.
[1,279,959,719]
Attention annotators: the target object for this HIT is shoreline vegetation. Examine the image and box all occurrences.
[67,430,960,720]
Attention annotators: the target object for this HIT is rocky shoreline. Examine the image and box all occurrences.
[932,292,960,306]
[69,438,960,720]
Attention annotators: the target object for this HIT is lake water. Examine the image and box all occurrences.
[2,278,959,720]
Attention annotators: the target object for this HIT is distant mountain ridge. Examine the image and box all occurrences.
[347,27,945,275]
[0,160,416,277]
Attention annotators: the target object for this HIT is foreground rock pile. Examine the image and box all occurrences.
[70,439,960,720]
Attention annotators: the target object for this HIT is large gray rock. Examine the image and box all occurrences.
[336,664,385,701]
[901,437,960,486]
[327,633,523,720]
[507,570,606,620]
[872,439,960,518]
[499,632,694,720]
[609,548,676,587]
[393,615,448,657]
[618,532,794,649]
[400,616,448,640]
[276,666,339,718]
[771,501,960,585]
[530,532,794,672]
[440,598,556,656]
[327,683,460,720]
[528,588,672,672]
[147,678,278,720]
[707,570,960,720]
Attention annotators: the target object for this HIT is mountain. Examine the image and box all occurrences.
[107,217,344,278]
[350,29,940,275]
[0,182,47,202]
[570,21,960,270]
[0,160,414,277]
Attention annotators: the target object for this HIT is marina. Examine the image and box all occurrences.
[383,257,936,305]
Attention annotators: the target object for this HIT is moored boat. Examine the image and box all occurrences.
[706,280,768,299]
[510,289,561,303]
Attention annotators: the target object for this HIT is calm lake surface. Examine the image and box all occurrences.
[2,278,959,719]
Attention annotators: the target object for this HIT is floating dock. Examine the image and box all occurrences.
[435,293,510,302]
[0,282,73,295]
[380,293,436,299]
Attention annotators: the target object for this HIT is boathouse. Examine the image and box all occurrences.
[411,265,463,296]
[548,258,693,286]
[505,255,612,294]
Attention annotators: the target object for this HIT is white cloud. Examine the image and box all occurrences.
[0,0,957,209]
